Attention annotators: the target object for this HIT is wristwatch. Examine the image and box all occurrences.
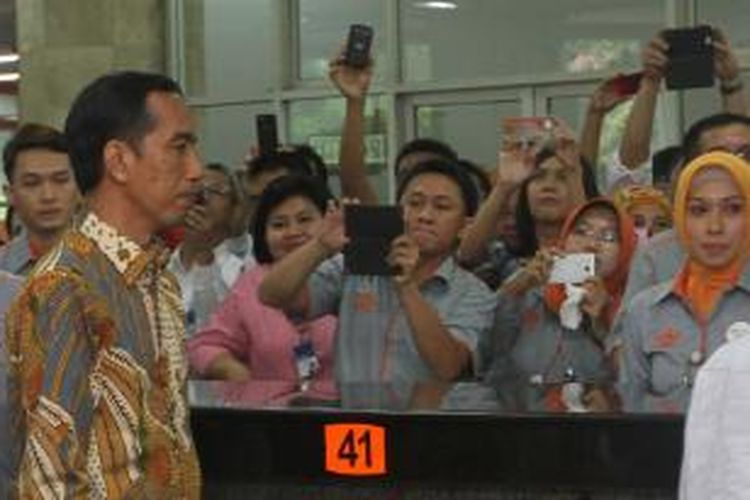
[720,76,744,95]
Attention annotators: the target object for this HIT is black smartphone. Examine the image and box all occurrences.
[663,25,715,90]
[255,114,278,155]
[344,24,374,68]
[344,205,403,276]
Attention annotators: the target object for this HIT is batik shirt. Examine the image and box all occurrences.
[5,212,200,499]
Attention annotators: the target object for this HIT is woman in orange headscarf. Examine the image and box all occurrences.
[613,184,672,243]
[487,198,637,384]
[618,151,750,395]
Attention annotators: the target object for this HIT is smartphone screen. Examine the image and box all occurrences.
[549,253,596,284]
[344,205,403,275]
[344,24,374,68]
[663,25,715,90]
[256,114,278,155]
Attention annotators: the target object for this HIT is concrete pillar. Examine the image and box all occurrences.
[16,0,166,128]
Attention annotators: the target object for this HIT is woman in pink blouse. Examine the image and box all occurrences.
[188,175,336,382]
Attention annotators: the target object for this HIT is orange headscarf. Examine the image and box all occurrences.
[543,198,638,329]
[612,184,671,222]
[671,151,750,321]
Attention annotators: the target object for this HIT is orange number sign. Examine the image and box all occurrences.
[324,423,387,476]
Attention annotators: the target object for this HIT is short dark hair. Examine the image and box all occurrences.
[3,123,68,183]
[681,112,750,162]
[64,71,184,194]
[246,150,318,181]
[512,148,599,257]
[457,158,491,201]
[396,158,479,216]
[252,175,333,264]
[292,144,329,184]
[395,138,458,176]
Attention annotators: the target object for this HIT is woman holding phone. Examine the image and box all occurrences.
[487,198,637,384]
[188,175,337,382]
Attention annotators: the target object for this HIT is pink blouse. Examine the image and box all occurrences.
[188,265,337,381]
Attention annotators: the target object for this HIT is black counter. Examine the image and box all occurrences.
[190,378,686,498]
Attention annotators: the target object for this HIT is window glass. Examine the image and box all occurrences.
[298,0,383,81]
[195,102,275,167]
[415,100,521,170]
[183,0,274,99]
[288,97,390,198]
[401,0,664,82]
[696,0,750,64]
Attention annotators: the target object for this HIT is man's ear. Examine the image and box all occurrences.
[3,183,16,207]
[102,139,135,184]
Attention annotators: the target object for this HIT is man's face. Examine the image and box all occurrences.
[7,148,78,237]
[124,91,202,231]
[400,172,468,258]
[698,124,750,154]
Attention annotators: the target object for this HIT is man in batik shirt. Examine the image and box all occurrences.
[6,71,203,498]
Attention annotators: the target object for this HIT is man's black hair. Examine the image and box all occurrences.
[3,123,68,183]
[252,175,333,264]
[396,158,479,217]
[246,150,321,181]
[292,144,329,184]
[394,138,458,176]
[681,112,750,163]
[64,71,184,194]
[457,158,491,201]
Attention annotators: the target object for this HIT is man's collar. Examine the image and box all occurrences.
[79,212,171,285]
[423,255,456,287]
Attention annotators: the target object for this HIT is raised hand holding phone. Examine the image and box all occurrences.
[388,235,420,287]
[663,25,715,90]
[343,204,404,275]
[344,24,374,68]
[316,200,351,258]
[590,73,642,114]
[329,41,373,101]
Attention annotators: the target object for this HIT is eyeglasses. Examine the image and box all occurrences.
[201,185,232,198]
[569,224,619,244]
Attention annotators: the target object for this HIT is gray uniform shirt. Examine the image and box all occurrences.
[308,255,497,384]
[0,271,24,499]
[0,233,34,277]
[622,229,685,306]
[487,288,613,384]
[617,268,750,396]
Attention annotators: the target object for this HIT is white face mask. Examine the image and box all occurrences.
[634,226,650,245]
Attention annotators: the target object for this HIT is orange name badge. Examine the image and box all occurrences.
[324,423,387,476]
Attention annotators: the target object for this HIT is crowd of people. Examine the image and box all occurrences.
[0,27,748,497]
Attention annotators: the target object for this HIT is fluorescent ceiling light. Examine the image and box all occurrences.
[415,1,458,10]
[0,72,19,82]
[0,54,19,64]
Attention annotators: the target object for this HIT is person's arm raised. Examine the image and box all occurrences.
[619,34,667,169]
[714,28,747,116]
[580,77,630,167]
[258,201,349,316]
[330,47,379,205]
